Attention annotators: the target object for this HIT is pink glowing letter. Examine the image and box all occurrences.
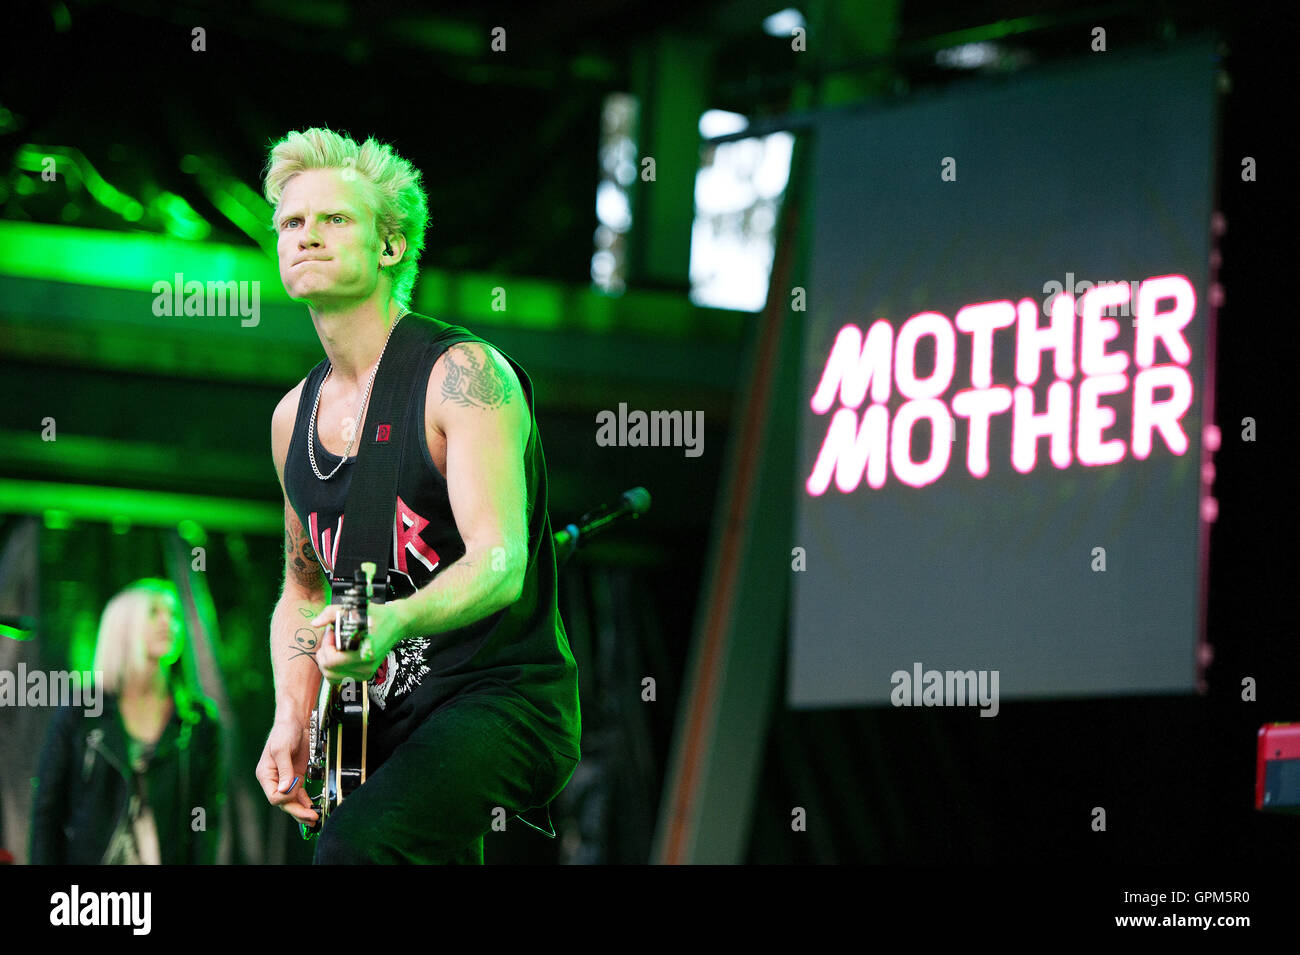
[1079,283,1131,376]
[955,300,1016,389]
[1012,381,1073,473]
[810,320,893,413]
[890,399,952,488]
[1016,296,1075,385]
[951,386,1013,478]
[1134,275,1195,369]
[894,312,956,400]
[1077,374,1128,466]
[806,405,890,495]
[1132,365,1194,459]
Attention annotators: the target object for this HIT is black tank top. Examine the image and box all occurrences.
[283,312,580,761]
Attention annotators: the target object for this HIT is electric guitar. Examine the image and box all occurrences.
[301,561,379,839]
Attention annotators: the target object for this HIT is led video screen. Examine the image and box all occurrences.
[790,42,1218,707]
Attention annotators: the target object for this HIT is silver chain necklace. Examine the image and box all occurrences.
[307,309,407,481]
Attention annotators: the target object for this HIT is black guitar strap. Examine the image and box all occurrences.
[322,315,564,842]
[330,315,428,604]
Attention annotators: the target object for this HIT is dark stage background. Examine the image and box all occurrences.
[0,0,1296,871]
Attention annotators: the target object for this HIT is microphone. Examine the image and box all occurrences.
[554,487,651,566]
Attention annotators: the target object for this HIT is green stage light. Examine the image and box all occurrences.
[4,481,281,534]
[0,222,744,340]
[0,221,285,294]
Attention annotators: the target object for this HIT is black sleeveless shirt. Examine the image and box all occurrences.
[283,312,580,762]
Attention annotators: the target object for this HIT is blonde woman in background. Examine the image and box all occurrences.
[30,579,222,864]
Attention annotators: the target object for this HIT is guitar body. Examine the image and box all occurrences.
[301,564,379,839]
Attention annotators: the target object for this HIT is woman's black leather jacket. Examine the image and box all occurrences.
[30,693,222,864]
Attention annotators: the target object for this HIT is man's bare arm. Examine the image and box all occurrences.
[268,383,326,728]
[392,342,530,638]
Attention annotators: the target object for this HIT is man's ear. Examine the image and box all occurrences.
[384,234,407,264]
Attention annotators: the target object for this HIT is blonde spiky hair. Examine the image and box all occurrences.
[263,127,429,310]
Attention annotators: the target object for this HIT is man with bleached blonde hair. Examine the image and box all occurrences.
[253,127,580,864]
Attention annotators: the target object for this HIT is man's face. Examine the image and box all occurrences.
[275,168,384,305]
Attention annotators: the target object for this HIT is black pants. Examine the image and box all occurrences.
[313,691,579,864]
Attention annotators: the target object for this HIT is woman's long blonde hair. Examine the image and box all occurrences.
[92,579,210,723]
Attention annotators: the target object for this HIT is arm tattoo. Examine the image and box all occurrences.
[285,520,325,594]
[289,628,320,661]
[440,344,512,410]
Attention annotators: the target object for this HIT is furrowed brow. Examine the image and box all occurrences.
[278,207,358,229]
